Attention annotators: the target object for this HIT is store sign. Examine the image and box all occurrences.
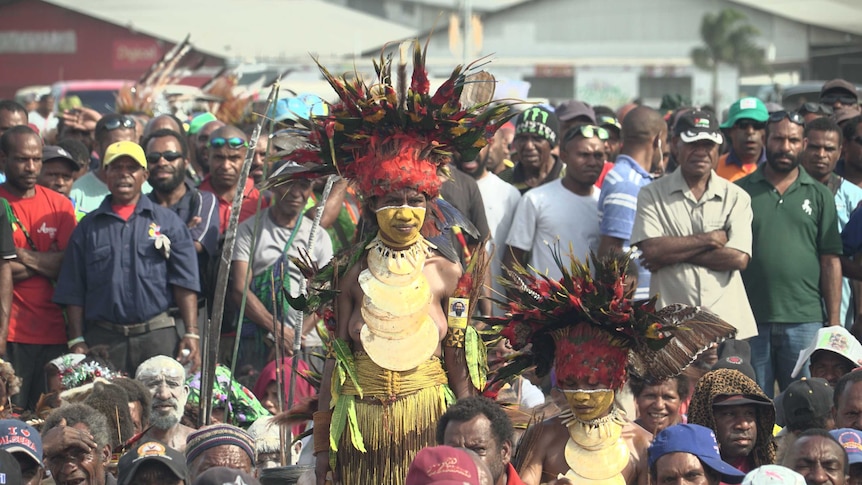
[0,30,77,53]
[113,39,162,70]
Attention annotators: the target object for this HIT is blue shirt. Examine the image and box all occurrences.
[834,177,862,326]
[598,155,653,299]
[53,194,200,324]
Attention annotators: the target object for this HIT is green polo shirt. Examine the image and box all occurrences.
[736,166,842,323]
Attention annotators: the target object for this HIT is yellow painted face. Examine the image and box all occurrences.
[375,205,426,247]
[559,388,615,421]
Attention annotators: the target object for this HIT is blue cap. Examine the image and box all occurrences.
[0,419,42,468]
[831,428,862,466]
[649,424,746,484]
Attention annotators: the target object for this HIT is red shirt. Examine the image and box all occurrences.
[198,176,268,234]
[506,463,526,485]
[0,185,76,344]
[595,161,615,188]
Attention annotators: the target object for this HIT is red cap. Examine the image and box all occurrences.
[406,446,481,485]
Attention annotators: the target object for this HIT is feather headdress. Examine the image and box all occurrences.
[265,40,516,198]
[485,249,737,391]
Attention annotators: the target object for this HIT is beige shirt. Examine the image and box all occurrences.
[631,169,757,339]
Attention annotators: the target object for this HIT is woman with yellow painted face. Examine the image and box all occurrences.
[484,252,739,485]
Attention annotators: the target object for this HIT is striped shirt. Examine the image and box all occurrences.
[598,155,653,299]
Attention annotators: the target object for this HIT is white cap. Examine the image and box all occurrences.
[743,465,805,485]
[791,326,862,378]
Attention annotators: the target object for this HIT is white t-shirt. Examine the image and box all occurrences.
[506,179,601,281]
[476,173,521,313]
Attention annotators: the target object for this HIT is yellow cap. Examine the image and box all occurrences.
[103,141,146,169]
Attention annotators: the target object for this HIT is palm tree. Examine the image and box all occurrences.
[691,9,765,109]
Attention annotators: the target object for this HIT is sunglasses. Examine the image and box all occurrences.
[145,151,183,164]
[768,110,805,126]
[734,120,767,131]
[563,125,609,143]
[101,116,136,132]
[597,115,621,130]
[821,94,857,106]
[798,102,833,116]
[209,137,247,149]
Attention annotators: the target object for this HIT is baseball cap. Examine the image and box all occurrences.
[782,378,833,430]
[102,141,146,169]
[648,424,746,484]
[118,441,186,485]
[742,465,806,485]
[720,97,769,129]
[188,113,218,135]
[830,428,862,466]
[597,114,622,133]
[821,79,858,100]
[674,109,724,145]
[406,445,481,485]
[0,449,21,485]
[555,100,596,123]
[42,145,82,171]
[515,106,560,147]
[0,420,41,469]
[791,326,862,379]
[192,467,260,485]
[712,340,756,381]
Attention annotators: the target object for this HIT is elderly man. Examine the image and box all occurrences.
[831,428,862,485]
[688,369,777,474]
[54,141,201,375]
[41,403,114,485]
[648,424,746,485]
[185,424,255,480]
[0,419,43,485]
[134,356,195,452]
[632,109,757,340]
[782,429,849,485]
[117,440,187,485]
[437,396,524,485]
[198,125,266,233]
[230,162,332,370]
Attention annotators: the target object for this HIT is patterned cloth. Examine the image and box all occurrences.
[186,365,270,428]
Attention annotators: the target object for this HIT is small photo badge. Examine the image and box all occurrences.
[448,297,469,329]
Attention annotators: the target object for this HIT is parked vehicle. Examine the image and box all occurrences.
[51,79,133,114]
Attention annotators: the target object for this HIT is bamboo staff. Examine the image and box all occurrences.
[198,82,279,426]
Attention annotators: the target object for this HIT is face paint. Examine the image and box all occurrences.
[136,357,189,430]
[375,205,426,247]
[558,388,615,421]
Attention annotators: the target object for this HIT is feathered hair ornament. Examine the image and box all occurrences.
[265,39,516,198]
[485,247,737,391]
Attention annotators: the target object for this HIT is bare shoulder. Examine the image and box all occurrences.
[427,252,462,283]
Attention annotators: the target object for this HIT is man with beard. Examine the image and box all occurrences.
[0,126,77,411]
[143,129,219,280]
[198,126,267,234]
[134,355,195,452]
[597,106,667,300]
[716,98,769,182]
[799,118,862,329]
[688,369,776,474]
[737,111,843,397]
[509,106,561,194]
[505,124,604,280]
[187,116,224,185]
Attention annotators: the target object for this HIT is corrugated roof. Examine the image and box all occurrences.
[42,0,417,61]
[728,0,862,36]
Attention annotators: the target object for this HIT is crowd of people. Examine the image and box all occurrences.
[0,46,861,485]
